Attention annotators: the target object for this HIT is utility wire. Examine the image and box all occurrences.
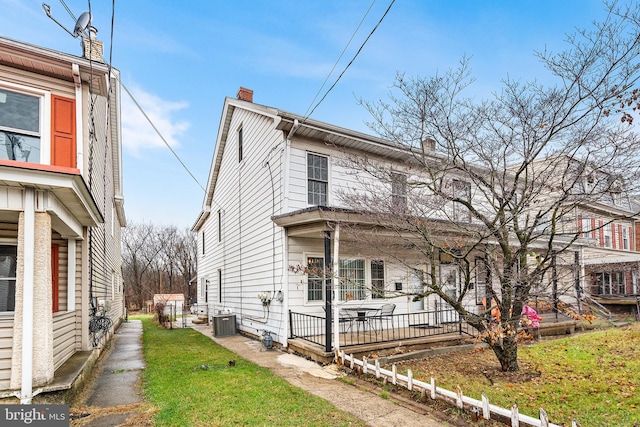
[117,80,206,192]
[304,0,395,121]
[301,0,376,119]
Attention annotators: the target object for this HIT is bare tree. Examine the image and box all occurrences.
[341,1,640,371]
[122,221,197,311]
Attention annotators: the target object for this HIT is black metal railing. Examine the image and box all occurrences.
[289,306,475,348]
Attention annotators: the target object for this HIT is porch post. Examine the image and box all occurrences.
[574,251,582,314]
[324,231,332,353]
[332,224,341,352]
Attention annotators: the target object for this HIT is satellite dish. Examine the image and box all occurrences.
[73,11,91,38]
[42,3,91,39]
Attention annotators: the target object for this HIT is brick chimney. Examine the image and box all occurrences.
[82,26,103,62]
[237,87,253,103]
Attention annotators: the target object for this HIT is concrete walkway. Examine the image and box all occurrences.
[190,322,446,427]
[71,320,146,426]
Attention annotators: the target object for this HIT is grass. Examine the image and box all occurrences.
[397,323,640,427]
[137,316,366,427]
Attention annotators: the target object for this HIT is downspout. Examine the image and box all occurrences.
[21,188,35,404]
[72,64,84,174]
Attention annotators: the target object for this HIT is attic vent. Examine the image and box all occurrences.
[237,87,253,103]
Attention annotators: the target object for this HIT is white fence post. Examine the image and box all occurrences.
[362,356,368,374]
[430,377,436,400]
[407,369,413,391]
[456,386,464,409]
[349,354,354,369]
[540,408,549,427]
[392,364,397,385]
[511,404,519,427]
[482,393,490,420]
[375,359,380,378]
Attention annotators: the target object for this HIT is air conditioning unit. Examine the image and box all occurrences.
[212,314,236,337]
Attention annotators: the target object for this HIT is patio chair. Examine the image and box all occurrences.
[372,303,396,330]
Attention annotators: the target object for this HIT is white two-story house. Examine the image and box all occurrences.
[193,88,639,359]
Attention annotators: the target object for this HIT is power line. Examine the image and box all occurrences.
[303,0,396,122]
[117,80,206,192]
[302,0,376,119]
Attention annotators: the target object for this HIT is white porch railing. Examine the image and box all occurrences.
[336,351,581,427]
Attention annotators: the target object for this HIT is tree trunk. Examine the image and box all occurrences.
[490,333,519,372]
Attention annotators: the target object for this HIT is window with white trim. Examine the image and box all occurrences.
[604,225,612,248]
[307,153,328,206]
[0,88,41,163]
[307,256,324,302]
[371,260,385,299]
[0,245,17,312]
[391,172,407,209]
[339,258,365,300]
[623,227,629,250]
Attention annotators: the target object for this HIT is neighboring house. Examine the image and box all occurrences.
[0,35,126,402]
[192,88,638,357]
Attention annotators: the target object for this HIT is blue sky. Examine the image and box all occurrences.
[0,0,611,229]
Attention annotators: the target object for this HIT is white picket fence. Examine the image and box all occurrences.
[336,350,581,427]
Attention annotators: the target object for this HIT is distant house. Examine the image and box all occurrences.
[192,88,639,358]
[0,34,126,402]
[153,294,185,315]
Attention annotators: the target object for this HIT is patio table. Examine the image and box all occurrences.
[341,307,380,332]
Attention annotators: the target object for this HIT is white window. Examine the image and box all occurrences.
[0,245,17,312]
[371,260,385,299]
[306,256,324,302]
[339,258,365,300]
[623,227,629,250]
[0,88,42,163]
[581,216,592,237]
[452,179,471,222]
[391,172,407,209]
[604,225,612,248]
[307,153,328,206]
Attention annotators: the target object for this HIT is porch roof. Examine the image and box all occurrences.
[581,246,640,266]
[0,161,103,232]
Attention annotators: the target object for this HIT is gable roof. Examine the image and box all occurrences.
[192,96,433,231]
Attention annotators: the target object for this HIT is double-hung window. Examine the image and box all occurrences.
[0,245,17,312]
[339,258,365,300]
[307,256,324,302]
[307,153,328,206]
[391,172,407,210]
[0,88,41,163]
[371,260,385,299]
[452,179,471,222]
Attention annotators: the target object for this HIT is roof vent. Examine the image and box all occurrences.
[237,87,253,103]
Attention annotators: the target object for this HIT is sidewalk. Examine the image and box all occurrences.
[71,320,147,427]
[190,322,446,427]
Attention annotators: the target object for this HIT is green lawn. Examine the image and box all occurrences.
[137,316,366,427]
[397,323,640,427]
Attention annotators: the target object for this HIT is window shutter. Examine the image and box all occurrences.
[51,95,76,168]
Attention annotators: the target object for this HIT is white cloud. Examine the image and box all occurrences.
[120,84,190,155]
